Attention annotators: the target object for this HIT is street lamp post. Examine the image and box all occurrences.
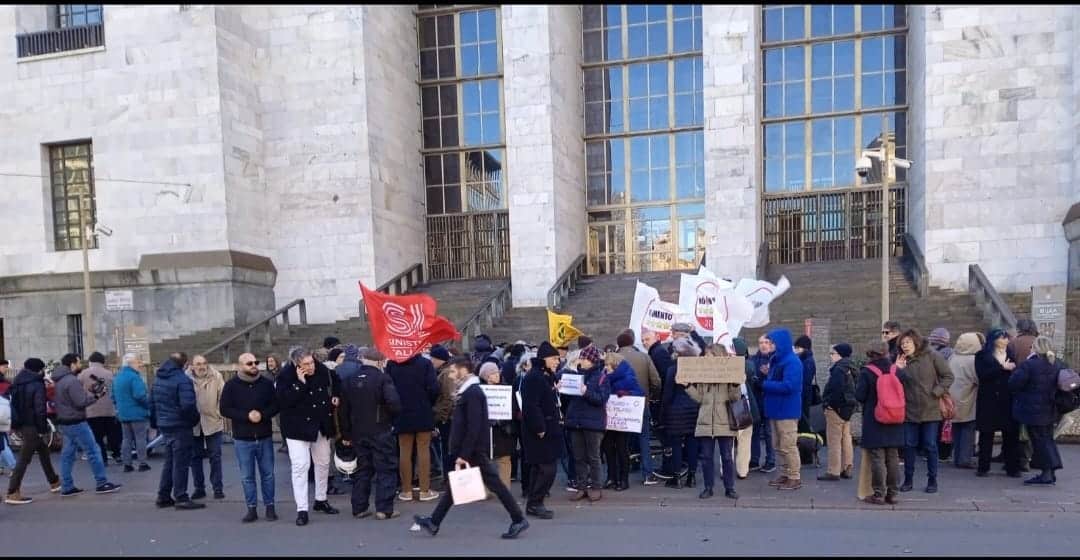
[79,192,93,357]
[857,118,911,330]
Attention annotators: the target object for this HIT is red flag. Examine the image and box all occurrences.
[359,282,461,362]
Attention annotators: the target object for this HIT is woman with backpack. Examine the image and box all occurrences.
[974,329,1022,478]
[818,343,857,481]
[1007,336,1064,485]
[855,340,908,505]
[895,329,954,494]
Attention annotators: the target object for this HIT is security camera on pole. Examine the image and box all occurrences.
[855,118,912,327]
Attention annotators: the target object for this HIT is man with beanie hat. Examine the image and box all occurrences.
[616,330,662,484]
[819,343,857,481]
[340,347,402,520]
[428,344,455,486]
[928,328,953,362]
[793,335,817,433]
[4,358,61,504]
[520,342,564,519]
[577,336,593,350]
[471,334,496,372]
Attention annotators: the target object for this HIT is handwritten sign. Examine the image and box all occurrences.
[480,385,512,421]
[675,356,746,384]
[605,396,646,433]
[558,373,583,395]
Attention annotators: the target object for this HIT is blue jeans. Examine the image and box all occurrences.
[698,436,736,492]
[191,432,224,494]
[951,421,976,467]
[158,429,194,501]
[636,407,655,478]
[0,433,17,470]
[59,422,108,491]
[751,415,775,468]
[903,421,940,482]
[235,437,275,507]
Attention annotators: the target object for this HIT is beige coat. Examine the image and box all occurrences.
[686,383,742,438]
[947,333,981,424]
[190,366,225,436]
[79,363,116,419]
[617,346,662,400]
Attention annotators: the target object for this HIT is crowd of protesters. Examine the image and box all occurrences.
[0,314,1072,536]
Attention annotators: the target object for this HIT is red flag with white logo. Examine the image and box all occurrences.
[358,282,461,362]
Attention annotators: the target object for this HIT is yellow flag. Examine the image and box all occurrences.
[547,309,584,348]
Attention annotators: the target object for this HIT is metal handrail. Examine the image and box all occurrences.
[901,233,929,297]
[547,254,586,310]
[358,263,425,323]
[455,281,512,351]
[968,264,1018,332]
[202,299,307,364]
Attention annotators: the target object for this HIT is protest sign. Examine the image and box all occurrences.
[736,276,791,329]
[558,373,584,395]
[629,281,687,348]
[674,356,746,384]
[678,267,733,337]
[480,385,512,421]
[605,396,646,433]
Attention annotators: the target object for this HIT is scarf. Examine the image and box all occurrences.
[237,369,261,383]
[456,375,480,396]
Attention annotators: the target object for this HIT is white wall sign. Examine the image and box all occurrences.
[105,290,134,311]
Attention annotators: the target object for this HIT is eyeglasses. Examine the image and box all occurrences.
[243,361,258,366]
[881,331,892,335]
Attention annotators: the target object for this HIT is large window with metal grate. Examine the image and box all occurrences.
[49,142,97,252]
[760,4,908,264]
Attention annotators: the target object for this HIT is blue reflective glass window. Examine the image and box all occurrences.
[784,83,804,116]
[460,11,477,43]
[462,81,481,114]
[607,28,622,60]
[628,24,647,58]
[862,37,883,72]
[764,48,783,82]
[763,8,783,42]
[461,46,479,76]
[627,5,646,24]
[862,5,884,31]
[784,46,804,80]
[479,43,498,74]
[648,22,667,56]
[783,6,804,40]
[862,73,883,108]
[628,63,648,97]
[478,9,496,40]
[764,85,783,118]
[764,124,783,158]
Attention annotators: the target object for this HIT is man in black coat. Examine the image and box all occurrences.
[520,342,564,520]
[4,358,60,504]
[339,348,402,520]
[220,352,280,523]
[387,354,440,502]
[414,356,528,539]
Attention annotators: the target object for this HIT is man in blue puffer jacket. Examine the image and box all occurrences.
[761,329,803,491]
[151,352,202,510]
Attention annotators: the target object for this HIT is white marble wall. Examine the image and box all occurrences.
[915,5,1076,293]
[702,5,760,280]
[503,5,586,307]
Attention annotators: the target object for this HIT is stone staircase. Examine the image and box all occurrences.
[149,279,508,363]
[483,259,992,352]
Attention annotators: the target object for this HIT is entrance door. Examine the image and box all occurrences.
[588,222,627,275]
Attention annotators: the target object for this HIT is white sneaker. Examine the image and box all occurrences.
[398,491,413,502]
[418,490,440,502]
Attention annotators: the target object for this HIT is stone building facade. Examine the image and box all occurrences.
[0,4,1076,362]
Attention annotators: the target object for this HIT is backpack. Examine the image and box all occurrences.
[865,364,905,425]
[1055,368,1080,416]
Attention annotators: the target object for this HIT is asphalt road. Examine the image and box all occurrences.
[2,444,1078,556]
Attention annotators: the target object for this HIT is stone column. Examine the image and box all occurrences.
[502,5,586,307]
[702,5,760,280]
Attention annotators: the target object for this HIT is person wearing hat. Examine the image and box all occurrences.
[479,361,517,488]
[520,341,565,519]
[793,335,817,434]
[561,344,611,502]
[339,347,401,520]
[471,334,497,373]
[4,358,61,505]
[819,343,858,481]
[761,329,804,491]
[429,344,456,488]
[414,356,529,539]
[220,352,280,522]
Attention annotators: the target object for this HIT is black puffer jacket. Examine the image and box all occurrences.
[9,369,48,433]
[661,362,701,437]
[276,361,338,442]
[339,364,401,440]
[822,358,858,421]
[1008,355,1061,427]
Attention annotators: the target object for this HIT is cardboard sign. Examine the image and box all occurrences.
[558,373,583,395]
[480,385,512,421]
[674,356,746,384]
[605,395,646,433]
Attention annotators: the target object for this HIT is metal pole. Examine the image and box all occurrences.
[79,192,94,356]
[881,118,891,327]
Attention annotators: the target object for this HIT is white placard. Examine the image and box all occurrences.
[480,385,512,421]
[558,373,583,395]
[105,289,134,311]
[735,276,791,329]
[628,281,688,350]
[605,395,646,433]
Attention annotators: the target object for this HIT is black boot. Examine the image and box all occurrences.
[313,500,339,515]
[265,505,278,521]
[296,511,309,526]
[685,472,696,489]
[242,507,258,523]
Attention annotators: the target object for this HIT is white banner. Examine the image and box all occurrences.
[629,281,687,349]
[712,288,757,351]
[480,385,512,421]
[678,266,734,337]
[605,395,646,433]
[735,276,791,329]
